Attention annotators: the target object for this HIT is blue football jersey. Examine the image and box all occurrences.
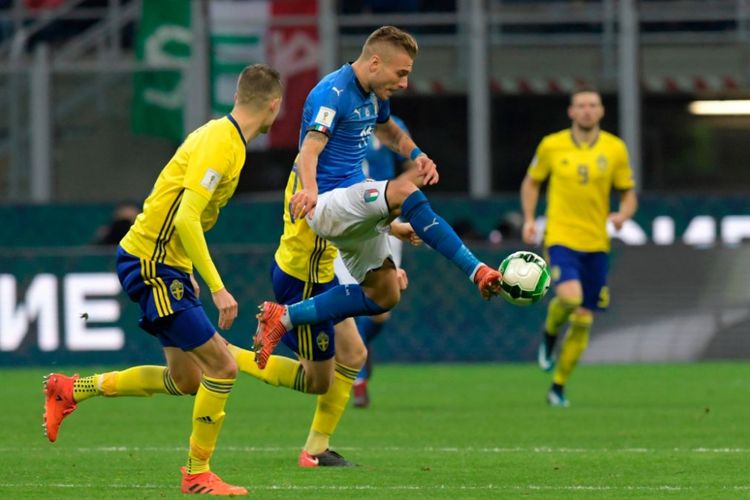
[299,64,391,194]
[363,115,409,181]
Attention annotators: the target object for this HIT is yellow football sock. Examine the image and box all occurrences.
[544,296,582,336]
[73,366,183,402]
[228,344,308,393]
[305,362,358,455]
[553,312,593,386]
[186,375,234,475]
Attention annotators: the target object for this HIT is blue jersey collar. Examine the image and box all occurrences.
[346,63,370,99]
[226,113,247,144]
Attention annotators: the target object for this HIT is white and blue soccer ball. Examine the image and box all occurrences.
[498,251,551,306]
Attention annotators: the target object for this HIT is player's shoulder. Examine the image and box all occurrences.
[598,130,627,149]
[539,129,571,149]
[192,117,234,141]
[310,65,354,104]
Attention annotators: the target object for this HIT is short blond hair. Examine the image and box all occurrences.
[236,64,283,107]
[363,26,418,59]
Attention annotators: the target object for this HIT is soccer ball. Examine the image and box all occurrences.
[498,251,551,306]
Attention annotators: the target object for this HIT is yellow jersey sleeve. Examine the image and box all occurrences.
[173,188,224,292]
[527,138,552,182]
[183,127,236,201]
[612,141,636,190]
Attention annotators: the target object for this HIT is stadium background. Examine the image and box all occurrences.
[2,0,749,367]
[3,2,750,497]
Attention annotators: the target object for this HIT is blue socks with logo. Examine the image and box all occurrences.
[400,190,481,278]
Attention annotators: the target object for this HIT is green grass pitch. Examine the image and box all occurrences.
[1,362,748,498]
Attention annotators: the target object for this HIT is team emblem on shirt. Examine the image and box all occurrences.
[170,279,184,300]
[363,188,379,203]
[316,332,330,351]
[597,154,608,171]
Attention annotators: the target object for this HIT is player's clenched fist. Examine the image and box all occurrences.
[212,288,238,330]
[414,154,439,185]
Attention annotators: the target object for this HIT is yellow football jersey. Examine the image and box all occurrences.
[120,115,247,273]
[527,129,635,252]
[274,166,338,283]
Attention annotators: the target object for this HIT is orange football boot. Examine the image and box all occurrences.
[180,467,248,496]
[252,301,288,369]
[474,264,502,300]
[43,373,79,443]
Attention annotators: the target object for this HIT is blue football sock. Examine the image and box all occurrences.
[355,316,386,344]
[401,190,481,278]
[287,284,387,327]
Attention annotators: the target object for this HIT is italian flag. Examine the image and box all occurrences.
[209,0,318,149]
[364,188,379,203]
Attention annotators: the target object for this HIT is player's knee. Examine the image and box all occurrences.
[206,356,238,380]
[558,294,583,310]
[378,286,400,311]
[387,178,419,208]
[336,343,367,369]
[171,372,200,395]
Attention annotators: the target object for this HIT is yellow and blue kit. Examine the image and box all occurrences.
[528,128,635,310]
[117,115,247,349]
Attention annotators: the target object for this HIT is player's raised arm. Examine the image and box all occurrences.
[291,130,328,221]
[173,189,238,330]
[376,118,438,186]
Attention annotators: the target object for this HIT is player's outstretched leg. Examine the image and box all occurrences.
[43,373,79,443]
[389,182,502,299]
[43,367,188,442]
[254,284,387,369]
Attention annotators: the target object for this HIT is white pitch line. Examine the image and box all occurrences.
[4,445,749,453]
[0,483,749,492]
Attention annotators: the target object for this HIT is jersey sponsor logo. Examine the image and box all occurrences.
[200,168,221,192]
[169,279,184,300]
[316,332,330,351]
[353,108,361,119]
[363,188,379,203]
[332,86,343,96]
[315,106,336,128]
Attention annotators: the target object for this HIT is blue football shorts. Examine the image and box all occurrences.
[116,246,215,351]
[547,245,610,311]
[271,260,338,361]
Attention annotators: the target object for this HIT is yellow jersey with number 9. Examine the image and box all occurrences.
[120,115,247,273]
[527,128,635,252]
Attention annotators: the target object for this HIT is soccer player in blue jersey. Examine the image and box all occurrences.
[42,64,283,496]
[334,114,413,408]
[253,26,503,370]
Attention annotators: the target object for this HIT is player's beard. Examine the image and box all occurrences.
[576,122,597,132]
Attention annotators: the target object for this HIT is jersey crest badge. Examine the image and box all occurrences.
[363,188,379,203]
[316,332,330,351]
[170,279,184,301]
[597,154,608,171]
